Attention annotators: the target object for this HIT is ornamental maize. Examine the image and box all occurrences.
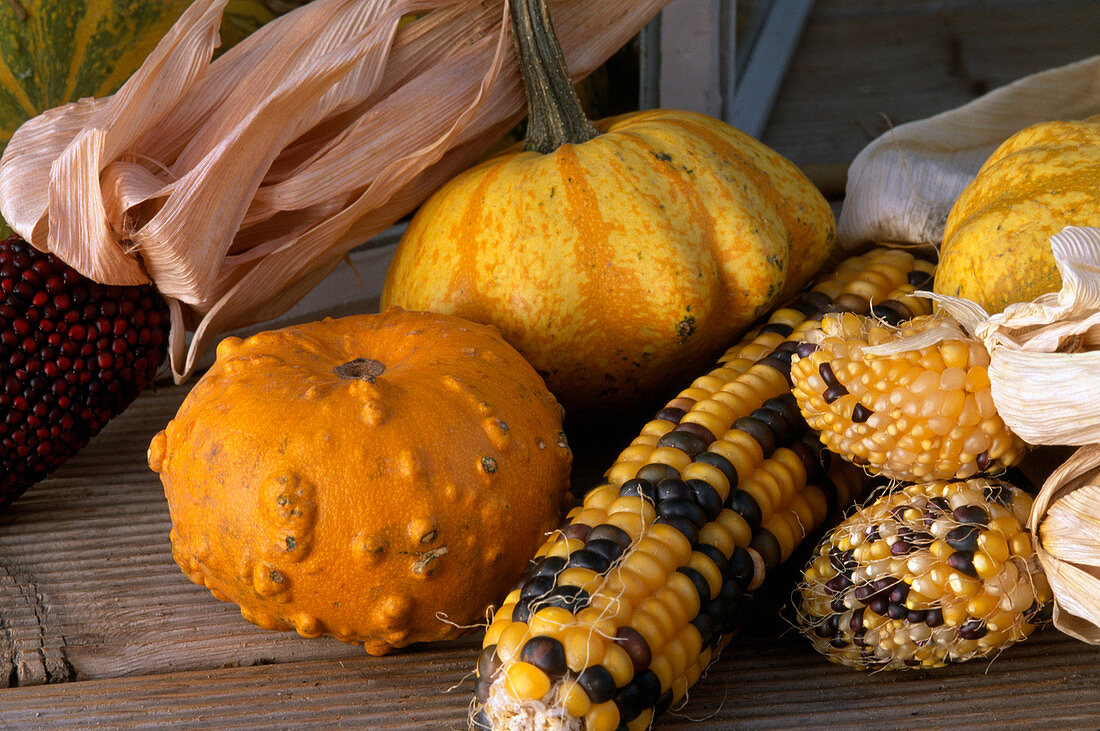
[795,477,1053,670]
[469,247,934,730]
[790,311,1027,482]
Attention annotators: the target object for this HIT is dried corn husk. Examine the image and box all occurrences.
[837,54,1100,257]
[1028,444,1100,644]
[0,0,669,382]
[923,226,1100,643]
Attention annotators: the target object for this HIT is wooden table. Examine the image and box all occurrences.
[4,1,1100,728]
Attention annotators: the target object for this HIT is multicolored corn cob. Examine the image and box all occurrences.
[795,477,1053,670]
[790,311,1027,482]
[468,247,935,730]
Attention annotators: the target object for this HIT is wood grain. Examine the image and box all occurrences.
[3,1,1100,728]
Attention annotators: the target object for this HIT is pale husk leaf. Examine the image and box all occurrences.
[0,0,670,382]
[1029,444,1100,643]
[836,54,1100,257]
[929,227,1100,446]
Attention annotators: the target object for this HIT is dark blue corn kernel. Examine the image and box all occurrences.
[654,514,700,544]
[868,302,907,326]
[906,609,927,624]
[657,429,707,458]
[511,597,532,623]
[823,383,849,403]
[520,635,567,679]
[925,607,945,627]
[673,420,717,446]
[829,547,857,574]
[539,585,590,612]
[876,298,913,319]
[760,322,794,336]
[975,450,993,472]
[686,479,723,521]
[696,451,738,488]
[636,462,681,485]
[585,537,626,565]
[520,575,555,601]
[796,340,819,359]
[728,546,755,589]
[586,524,633,550]
[984,482,1014,506]
[654,406,686,424]
[656,478,692,502]
[851,402,873,423]
[945,524,980,553]
[758,354,793,381]
[957,618,988,640]
[907,269,933,287]
[829,636,850,649]
[530,555,567,579]
[749,528,782,569]
[887,602,908,620]
[750,406,794,442]
[657,498,707,529]
[695,543,729,578]
[818,361,841,388]
[678,565,712,605]
[565,549,611,573]
[577,665,616,704]
[732,416,776,456]
[890,538,915,556]
[654,689,674,716]
[561,521,592,541]
[815,612,840,639]
[633,669,662,703]
[953,504,990,526]
[774,339,801,354]
[888,582,910,605]
[726,489,762,531]
[849,608,866,633]
[946,550,978,578]
[615,626,652,673]
[616,685,646,725]
[868,597,889,616]
[691,611,717,647]
[619,477,659,504]
[825,574,854,593]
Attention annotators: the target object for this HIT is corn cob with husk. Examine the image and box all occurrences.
[469,246,934,731]
[790,310,1028,482]
[795,476,1053,670]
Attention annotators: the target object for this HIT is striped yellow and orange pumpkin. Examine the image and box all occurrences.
[380,0,835,422]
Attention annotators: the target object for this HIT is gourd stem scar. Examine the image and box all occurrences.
[334,358,385,382]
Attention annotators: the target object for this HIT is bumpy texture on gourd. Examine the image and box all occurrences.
[148,307,572,655]
[935,115,1100,314]
[469,247,934,731]
[796,477,1053,670]
[790,311,1027,482]
[381,108,836,420]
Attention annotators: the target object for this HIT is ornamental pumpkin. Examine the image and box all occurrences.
[380,0,835,422]
[148,307,572,655]
[935,115,1100,313]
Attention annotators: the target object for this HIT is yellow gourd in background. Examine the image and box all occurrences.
[935,116,1100,313]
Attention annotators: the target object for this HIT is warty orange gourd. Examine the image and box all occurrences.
[148,307,573,655]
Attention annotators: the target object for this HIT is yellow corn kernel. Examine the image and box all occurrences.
[647,445,693,472]
[504,661,551,701]
[698,520,737,558]
[560,680,592,719]
[643,523,693,567]
[604,510,647,541]
[494,621,531,664]
[585,700,621,731]
[716,508,753,548]
[648,655,674,692]
[688,551,722,600]
[666,570,703,620]
[601,641,635,687]
[606,461,644,487]
[628,708,655,731]
[629,608,667,653]
[681,461,732,500]
[528,606,575,637]
[545,536,585,561]
[561,625,609,673]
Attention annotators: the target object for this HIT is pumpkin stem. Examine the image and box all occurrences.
[509,0,599,153]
